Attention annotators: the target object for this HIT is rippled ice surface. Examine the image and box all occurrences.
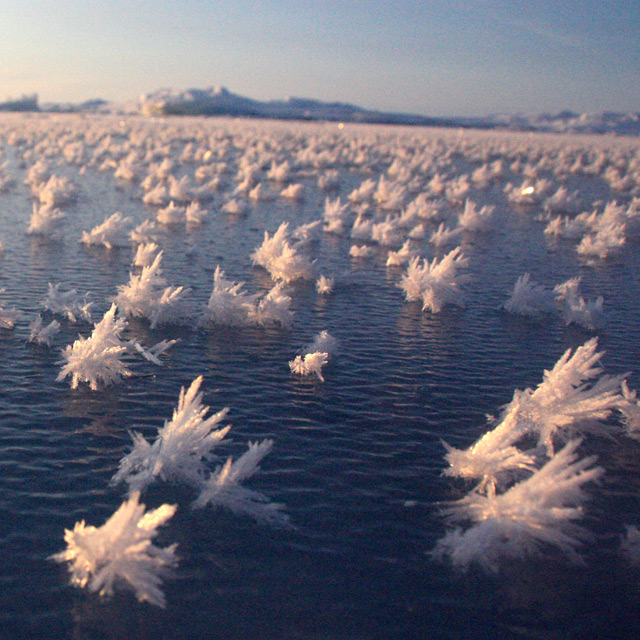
[1,115,640,639]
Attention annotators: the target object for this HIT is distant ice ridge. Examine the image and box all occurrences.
[113,376,288,526]
[437,338,626,570]
[57,303,175,390]
[51,492,178,608]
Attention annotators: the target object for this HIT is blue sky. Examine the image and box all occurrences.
[1,0,638,116]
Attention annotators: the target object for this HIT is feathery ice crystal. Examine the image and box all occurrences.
[198,265,258,328]
[115,252,191,328]
[57,303,132,390]
[199,266,293,329]
[289,330,338,382]
[400,247,469,313]
[248,282,293,328]
[443,395,536,495]
[554,277,605,331]
[502,273,556,317]
[435,439,602,572]
[519,338,624,454]
[251,221,315,283]
[57,303,174,390]
[28,315,60,346]
[315,274,334,295]
[443,338,623,495]
[81,212,132,249]
[113,376,287,525]
[134,242,161,268]
[41,282,93,323]
[27,203,65,238]
[192,439,289,526]
[51,492,178,608]
[113,376,231,493]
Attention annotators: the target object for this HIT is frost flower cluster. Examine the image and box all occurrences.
[289,330,338,382]
[115,252,190,328]
[251,222,315,282]
[113,376,288,526]
[57,304,174,390]
[81,212,132,249]
[51,492,178,608]
[198,266,293,329]
[437,338,624,571]
[41,282,93,323]
[400,247,469,313]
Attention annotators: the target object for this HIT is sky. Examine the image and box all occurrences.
[1,0,638,117]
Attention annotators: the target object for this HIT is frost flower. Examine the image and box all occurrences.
[112,376,231,494]
[193,439,289,526]
[434,440,602,572]
[51,492,178,608]
[41,282,93,323]
[115,252,191,328]
[289,330,338,382]
[400,247,469,313]
[57,304,131,390]
[502,273,556,317]
[28,315,60,346]
[81,212,132,249]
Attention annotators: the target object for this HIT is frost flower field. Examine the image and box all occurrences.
[0,112,640,638]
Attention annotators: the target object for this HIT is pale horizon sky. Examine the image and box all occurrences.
[1,0,638,117]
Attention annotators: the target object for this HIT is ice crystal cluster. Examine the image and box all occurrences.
[251,221,315,282]
[115,252,190,328]
[81,212,132,248]
[57,304,174,390]
[289,330,338,381]
[399,247,469,313]
[113,376,288,525]
[501,274,606,330]
[52,492,178,608]
[28,315,60,346]
[198,265,292,329]
[41,282,93,323]
[437,338,625,570]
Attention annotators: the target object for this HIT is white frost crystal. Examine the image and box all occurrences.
[113,375,231,493]
[435,440,602,572]
[51,492,178,608]
[57,304,131,390]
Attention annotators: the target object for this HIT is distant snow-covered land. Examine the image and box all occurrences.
[15,86,640,135]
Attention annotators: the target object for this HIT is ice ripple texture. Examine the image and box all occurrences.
[0,114,639,639]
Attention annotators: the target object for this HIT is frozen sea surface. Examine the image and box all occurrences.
[0,114,640,638]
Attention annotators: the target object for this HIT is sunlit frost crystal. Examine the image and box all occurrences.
[51,492,178,608]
